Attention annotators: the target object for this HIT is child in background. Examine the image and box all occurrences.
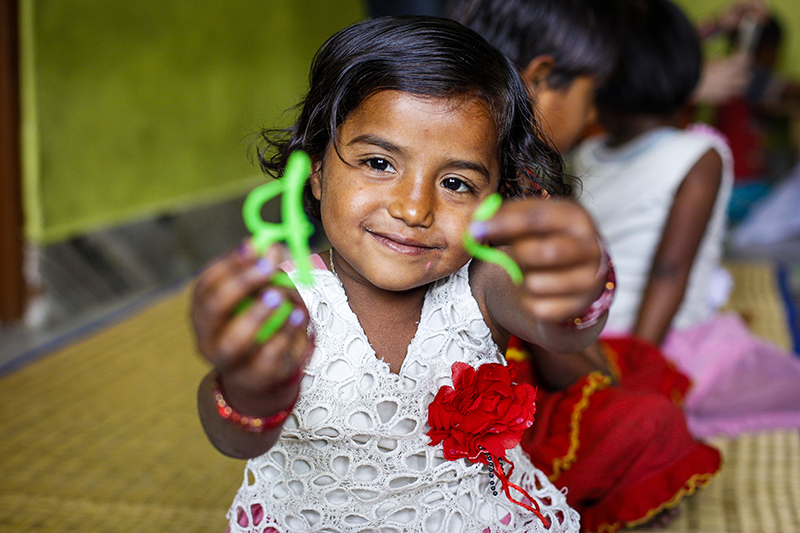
[451,1,722,531]
[573,0,800,440]
[192,16,612,533]
[446,0,621,155]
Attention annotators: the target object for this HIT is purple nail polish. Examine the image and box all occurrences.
[470,221,488,240]
[256,258,274,276]
[238,241,253,258]
[289,309,306,327]
[262,289,282,309]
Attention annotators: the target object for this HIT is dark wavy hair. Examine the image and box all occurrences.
[447,0,625,89]
[595,0,701,116]
[256,15,572,220]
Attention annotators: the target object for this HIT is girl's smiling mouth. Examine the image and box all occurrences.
[366,228,442,255]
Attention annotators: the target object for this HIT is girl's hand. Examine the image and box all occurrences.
[192,241,313,416]
[474,197,606,329]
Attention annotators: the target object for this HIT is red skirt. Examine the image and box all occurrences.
[508,336,722,533]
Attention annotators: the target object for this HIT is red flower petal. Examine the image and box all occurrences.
[451,362,475,388]
[428,362,537,461]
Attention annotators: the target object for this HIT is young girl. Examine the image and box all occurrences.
[192,16,611,533]
[572,0,800,439]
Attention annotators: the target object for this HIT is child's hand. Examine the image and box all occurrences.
[192,242,313,414]
[714,0,768,34]
[474,198,605,325]
[694,53,753,105]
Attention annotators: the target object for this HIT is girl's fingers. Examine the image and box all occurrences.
[516,254,605,322]
[517,294,597,324]
[195,260,274,327]
[192,241,298,361]
[249,308,312,385]
[212,289,285,368]
[467,199,608,322]
[199,240,292,294]
[521,266,601,300]
[223,305,312,394]
[213,288,307,370]
[197,239,262,290]
[476,198,595,245]
[194,243,291,325]
[510,232,600,272]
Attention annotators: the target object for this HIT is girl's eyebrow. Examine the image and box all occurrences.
[347,134,402,154]
[444,159,492,184]
[347,134,492,184]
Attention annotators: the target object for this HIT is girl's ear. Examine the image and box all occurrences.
[310,158,323,201]
[521,55,556,95]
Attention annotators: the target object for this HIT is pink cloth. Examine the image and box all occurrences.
[223,504,279,533]
[662,312,800,438]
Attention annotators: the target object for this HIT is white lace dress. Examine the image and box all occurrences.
[226,262,579,533]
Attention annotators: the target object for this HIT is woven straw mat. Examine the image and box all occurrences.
[1,260,798,533]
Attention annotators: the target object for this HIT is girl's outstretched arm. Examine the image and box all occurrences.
[192,243,313,459]
[632,148,723,345]
[470,198,608,354]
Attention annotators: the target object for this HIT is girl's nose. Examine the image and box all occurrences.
[387,178,435,227]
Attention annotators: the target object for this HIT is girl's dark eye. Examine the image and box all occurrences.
[442,177,471,193]
[366,158,395,173]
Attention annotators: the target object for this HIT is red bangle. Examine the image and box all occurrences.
[562,253,616,330]
[212,376,300,433]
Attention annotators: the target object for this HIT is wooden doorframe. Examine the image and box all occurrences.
[0,0,27,323]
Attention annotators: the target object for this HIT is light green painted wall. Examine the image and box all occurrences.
[675,0,800,78]
[21,0,365,243]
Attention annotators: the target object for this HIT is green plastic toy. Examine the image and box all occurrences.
[241,150,316,342]
[463,193,523,285]
[242,150,315,286]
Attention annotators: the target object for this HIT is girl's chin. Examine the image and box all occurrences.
[354,268,439,293]
[335,250,469,292]
[367,266,464,293]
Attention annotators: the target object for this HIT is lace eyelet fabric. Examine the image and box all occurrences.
[227,264,580,533]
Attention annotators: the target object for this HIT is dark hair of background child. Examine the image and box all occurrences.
[445,0,625,88]
[596,0,702,116]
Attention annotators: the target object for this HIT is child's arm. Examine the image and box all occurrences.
[632,148,723,345]
[192,243,312,459]
[521,341,614,390]
[470,198,608,354]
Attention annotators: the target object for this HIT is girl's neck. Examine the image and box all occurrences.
[325,249,429,309]
[600,111,681,148]
[325,249,429,374]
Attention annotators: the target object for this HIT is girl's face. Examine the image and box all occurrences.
[310,90,501,292]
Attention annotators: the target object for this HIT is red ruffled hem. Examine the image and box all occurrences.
[581,440,721,533]
[508,335,722,532]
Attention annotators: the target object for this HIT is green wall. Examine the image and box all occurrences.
[675,0,800,78]
[21,0,365,243]
[22,0,798,244]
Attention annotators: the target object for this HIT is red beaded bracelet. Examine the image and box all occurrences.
[561,251,616,330]
[212,375,301,433]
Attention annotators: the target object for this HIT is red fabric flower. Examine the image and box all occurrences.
[427,361,537,462]
[427,361,549,526]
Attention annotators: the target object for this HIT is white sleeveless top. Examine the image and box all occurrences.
[571,126,733,332]
[227,262,579,533]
